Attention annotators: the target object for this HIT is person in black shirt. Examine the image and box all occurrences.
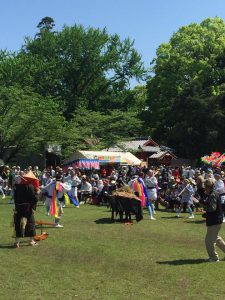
[204,178,225,262]
[13,176,39,248]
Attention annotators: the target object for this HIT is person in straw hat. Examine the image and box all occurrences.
[13,171,40,248]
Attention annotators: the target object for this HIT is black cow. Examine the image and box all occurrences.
[106,194,143,222]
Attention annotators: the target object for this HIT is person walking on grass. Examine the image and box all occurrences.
[177,178,195,218]
[204,178,225,262]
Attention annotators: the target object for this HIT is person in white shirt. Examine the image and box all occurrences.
[188,167,195,179]
[41,175,54,215]
[0,176,5,199]
[214,173,225,195]
[145,170,157,220]
[79,178,92,204]
[214,173,225,222]
[64,170,81,201]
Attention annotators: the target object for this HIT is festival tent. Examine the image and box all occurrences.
[63,150,141,170]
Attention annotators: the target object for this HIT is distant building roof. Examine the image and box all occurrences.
[149,151,177,159]
[122,140,149,150]
[142,146,160,152]
[104,138,160,152]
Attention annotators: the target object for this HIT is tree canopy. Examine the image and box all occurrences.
[0,18,146,162]
[2,16,225,163]
[18,23,146,118]
[0,86,65,163]
[146,17,225,158]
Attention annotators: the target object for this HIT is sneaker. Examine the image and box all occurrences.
[150,216,156,220]
[29,241,38,246]
[223,218,225,223]
[55,224,63,228]
[208,258,219,262]
[177,215,180,218]
[14,242,20,248]
[189,215,194,219]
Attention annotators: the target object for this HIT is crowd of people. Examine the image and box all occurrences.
[1,163,225,260]
[0,164,225,217]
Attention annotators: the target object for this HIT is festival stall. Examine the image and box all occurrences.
[63,150,141,171]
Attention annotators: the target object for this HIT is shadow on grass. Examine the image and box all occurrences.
[94,218,118,224]
[0,244,15,249]
[35,225,56,229]
[184,220,205,224]
[160,216,181,219]
[157,258,206,265]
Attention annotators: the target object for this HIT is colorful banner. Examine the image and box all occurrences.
[201,152,225,167]
[63,159,100,170]
[98,156,121,163]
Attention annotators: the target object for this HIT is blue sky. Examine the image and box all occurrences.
[1,0,225,70]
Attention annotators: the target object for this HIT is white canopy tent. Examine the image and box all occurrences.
[63,150,141,166]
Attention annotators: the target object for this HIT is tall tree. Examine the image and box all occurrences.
[61,108,143,157]
[0,86,65,163]
[21,22,146,118]
[146,17,225,157]
[37,16,55,32]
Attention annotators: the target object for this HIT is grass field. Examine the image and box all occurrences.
[1,199,225,300]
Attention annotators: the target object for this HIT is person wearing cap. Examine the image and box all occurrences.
[205,169,214,180]
[177,178,195,218]
[204,178,225,262]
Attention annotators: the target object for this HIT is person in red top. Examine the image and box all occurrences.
[100,167,107,178]
[172,167,180,179]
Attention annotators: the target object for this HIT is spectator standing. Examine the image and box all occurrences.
[204,178,225,262]
[177,179,195,218]
[0,175,5,199]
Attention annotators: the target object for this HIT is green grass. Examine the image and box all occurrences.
[1,199,225,300]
